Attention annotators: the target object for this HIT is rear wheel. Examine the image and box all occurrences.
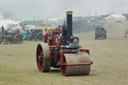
[36,43,51,72]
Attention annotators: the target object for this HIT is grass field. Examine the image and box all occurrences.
[0,31,128,85]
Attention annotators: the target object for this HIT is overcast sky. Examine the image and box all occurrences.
[0,0,128,20]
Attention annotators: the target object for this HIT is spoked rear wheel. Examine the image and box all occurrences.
[36,43,51,72]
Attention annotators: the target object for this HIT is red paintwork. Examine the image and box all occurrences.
[46,31,91,66]
[80,49,90,55]
[36,44,44,72]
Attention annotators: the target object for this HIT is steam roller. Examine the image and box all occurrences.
[36,11,93,76]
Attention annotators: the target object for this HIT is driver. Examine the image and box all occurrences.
[44,28,52,42]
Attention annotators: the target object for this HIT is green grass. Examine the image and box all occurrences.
[0,32,128,85]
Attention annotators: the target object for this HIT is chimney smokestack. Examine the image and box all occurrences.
[66,11,73,37]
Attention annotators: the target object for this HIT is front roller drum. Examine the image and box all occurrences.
[61,53,91,76]
[36,43,51,72]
